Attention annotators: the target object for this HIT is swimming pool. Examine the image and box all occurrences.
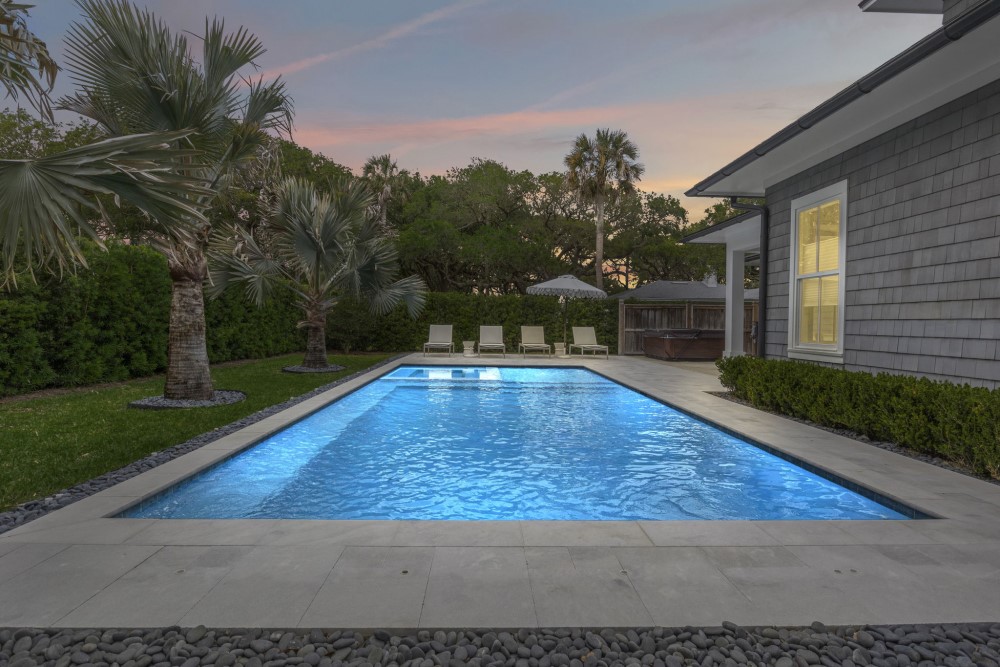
[121,366,911,521]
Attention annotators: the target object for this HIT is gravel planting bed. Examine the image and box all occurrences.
[710,392,1000,488]
[0,355,405,536]
[282,365,347,374]
[0,623,998,667]
[128,390,247,410]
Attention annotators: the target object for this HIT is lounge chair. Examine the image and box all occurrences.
[478,326,506,357]
[519,326,551,357]
[569,326,609,358]
[423,324,454,356]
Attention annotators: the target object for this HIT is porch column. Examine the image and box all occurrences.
[725,247,745,356]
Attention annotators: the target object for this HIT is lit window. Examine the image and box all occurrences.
[788,182,846,362]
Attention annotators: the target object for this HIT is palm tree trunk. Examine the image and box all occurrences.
[594,198,605,289]
[302,320,329,368]
[164,251,213,400]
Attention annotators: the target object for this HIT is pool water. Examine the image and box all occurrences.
[122,367,908,521]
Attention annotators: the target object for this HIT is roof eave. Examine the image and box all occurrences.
[685,0,1000,199]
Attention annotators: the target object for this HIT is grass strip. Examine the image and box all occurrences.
[0,353,391,510]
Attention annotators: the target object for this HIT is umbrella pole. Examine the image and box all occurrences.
[562,298,568,348]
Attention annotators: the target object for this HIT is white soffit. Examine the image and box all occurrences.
[686,214,761,251]
[698,14,1000,197]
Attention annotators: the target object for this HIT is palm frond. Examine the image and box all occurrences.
[0,130,211,286]
[0,0,58,120]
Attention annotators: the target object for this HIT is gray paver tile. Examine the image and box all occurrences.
[182,546,344,627]
[614,547,759,626]
[125,519,278,545]
[640,521,779,546]
[756,521,859,545]
[521,521,651,547]
[392,521,523,546]
[420,547,536,628]
[0,543,67,583]
[0,518,154,544]
[0,541,23,558]
[835,520,940,545]
[526,547,652,627]
[0,544,161,626]
[301,546,432,628]
[94,473,186,498]
[55,545,251,627]
[702,546,807,570]
[259,520,399,546]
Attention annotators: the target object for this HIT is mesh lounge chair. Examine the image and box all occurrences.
[519,326,551,357]
[423,324,454,356]
[570,326,609,358]
[478,326,506,357]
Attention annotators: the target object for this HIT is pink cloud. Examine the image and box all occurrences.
[293,82,845,212]
[260,0,485,79]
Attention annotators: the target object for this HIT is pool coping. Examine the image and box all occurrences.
[2,354,1000,628]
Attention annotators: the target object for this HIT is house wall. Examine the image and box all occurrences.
[762,77,1000,387]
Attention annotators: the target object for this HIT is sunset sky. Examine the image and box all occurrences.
[26,1,940,216]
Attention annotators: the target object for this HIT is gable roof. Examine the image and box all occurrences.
[686,1,1000,198]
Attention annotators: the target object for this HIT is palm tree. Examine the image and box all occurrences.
[209,177,427,370]
[564,128,645,289]
[0,2,211,287]
[53,0,293,400]
[0,0,57,120]
[362,153,399,236]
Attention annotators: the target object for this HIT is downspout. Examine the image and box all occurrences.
[730,197,769,358]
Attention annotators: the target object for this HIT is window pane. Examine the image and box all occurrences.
[798,277,820,344]
[818,200,840,272]
[820,275,839,344]
[797,208,818,275]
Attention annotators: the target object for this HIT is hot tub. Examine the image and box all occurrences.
[642,329,725,361]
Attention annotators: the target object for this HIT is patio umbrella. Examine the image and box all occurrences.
[526,274,607,347]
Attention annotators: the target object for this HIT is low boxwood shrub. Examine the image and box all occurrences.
[716,356,1000,479]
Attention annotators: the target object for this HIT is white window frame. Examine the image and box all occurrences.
[787,180,847,364]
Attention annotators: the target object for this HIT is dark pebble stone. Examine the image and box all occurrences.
[776,657,795,667]
[857,634,876,650]
[10,658,38,667]
[186,628,208,645]
[551,654,570,667]
[181,658,200,667]
[800,650,821,665]
[517,648,531,659]
[586,635,603,650]
[333,640,356,651]
[71,651,91,665]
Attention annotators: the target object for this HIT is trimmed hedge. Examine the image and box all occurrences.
[0,243,305,397]
[1,242,619,397]
[716,355,1000,479]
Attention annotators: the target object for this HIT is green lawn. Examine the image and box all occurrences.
[0,353,392,511]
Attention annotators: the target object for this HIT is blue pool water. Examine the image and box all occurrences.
[122,367,908,521]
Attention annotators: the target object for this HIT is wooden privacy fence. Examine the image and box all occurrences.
[618,301,758,355]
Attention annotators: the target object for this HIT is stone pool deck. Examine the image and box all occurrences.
[1,354,999,629]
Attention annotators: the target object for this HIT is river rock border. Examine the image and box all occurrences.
[1,623,999,667]
[0,355,407,536]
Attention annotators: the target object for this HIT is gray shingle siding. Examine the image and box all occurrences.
[763,77,1000,387]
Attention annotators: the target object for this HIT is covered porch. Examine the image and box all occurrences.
[683,211,761,357]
